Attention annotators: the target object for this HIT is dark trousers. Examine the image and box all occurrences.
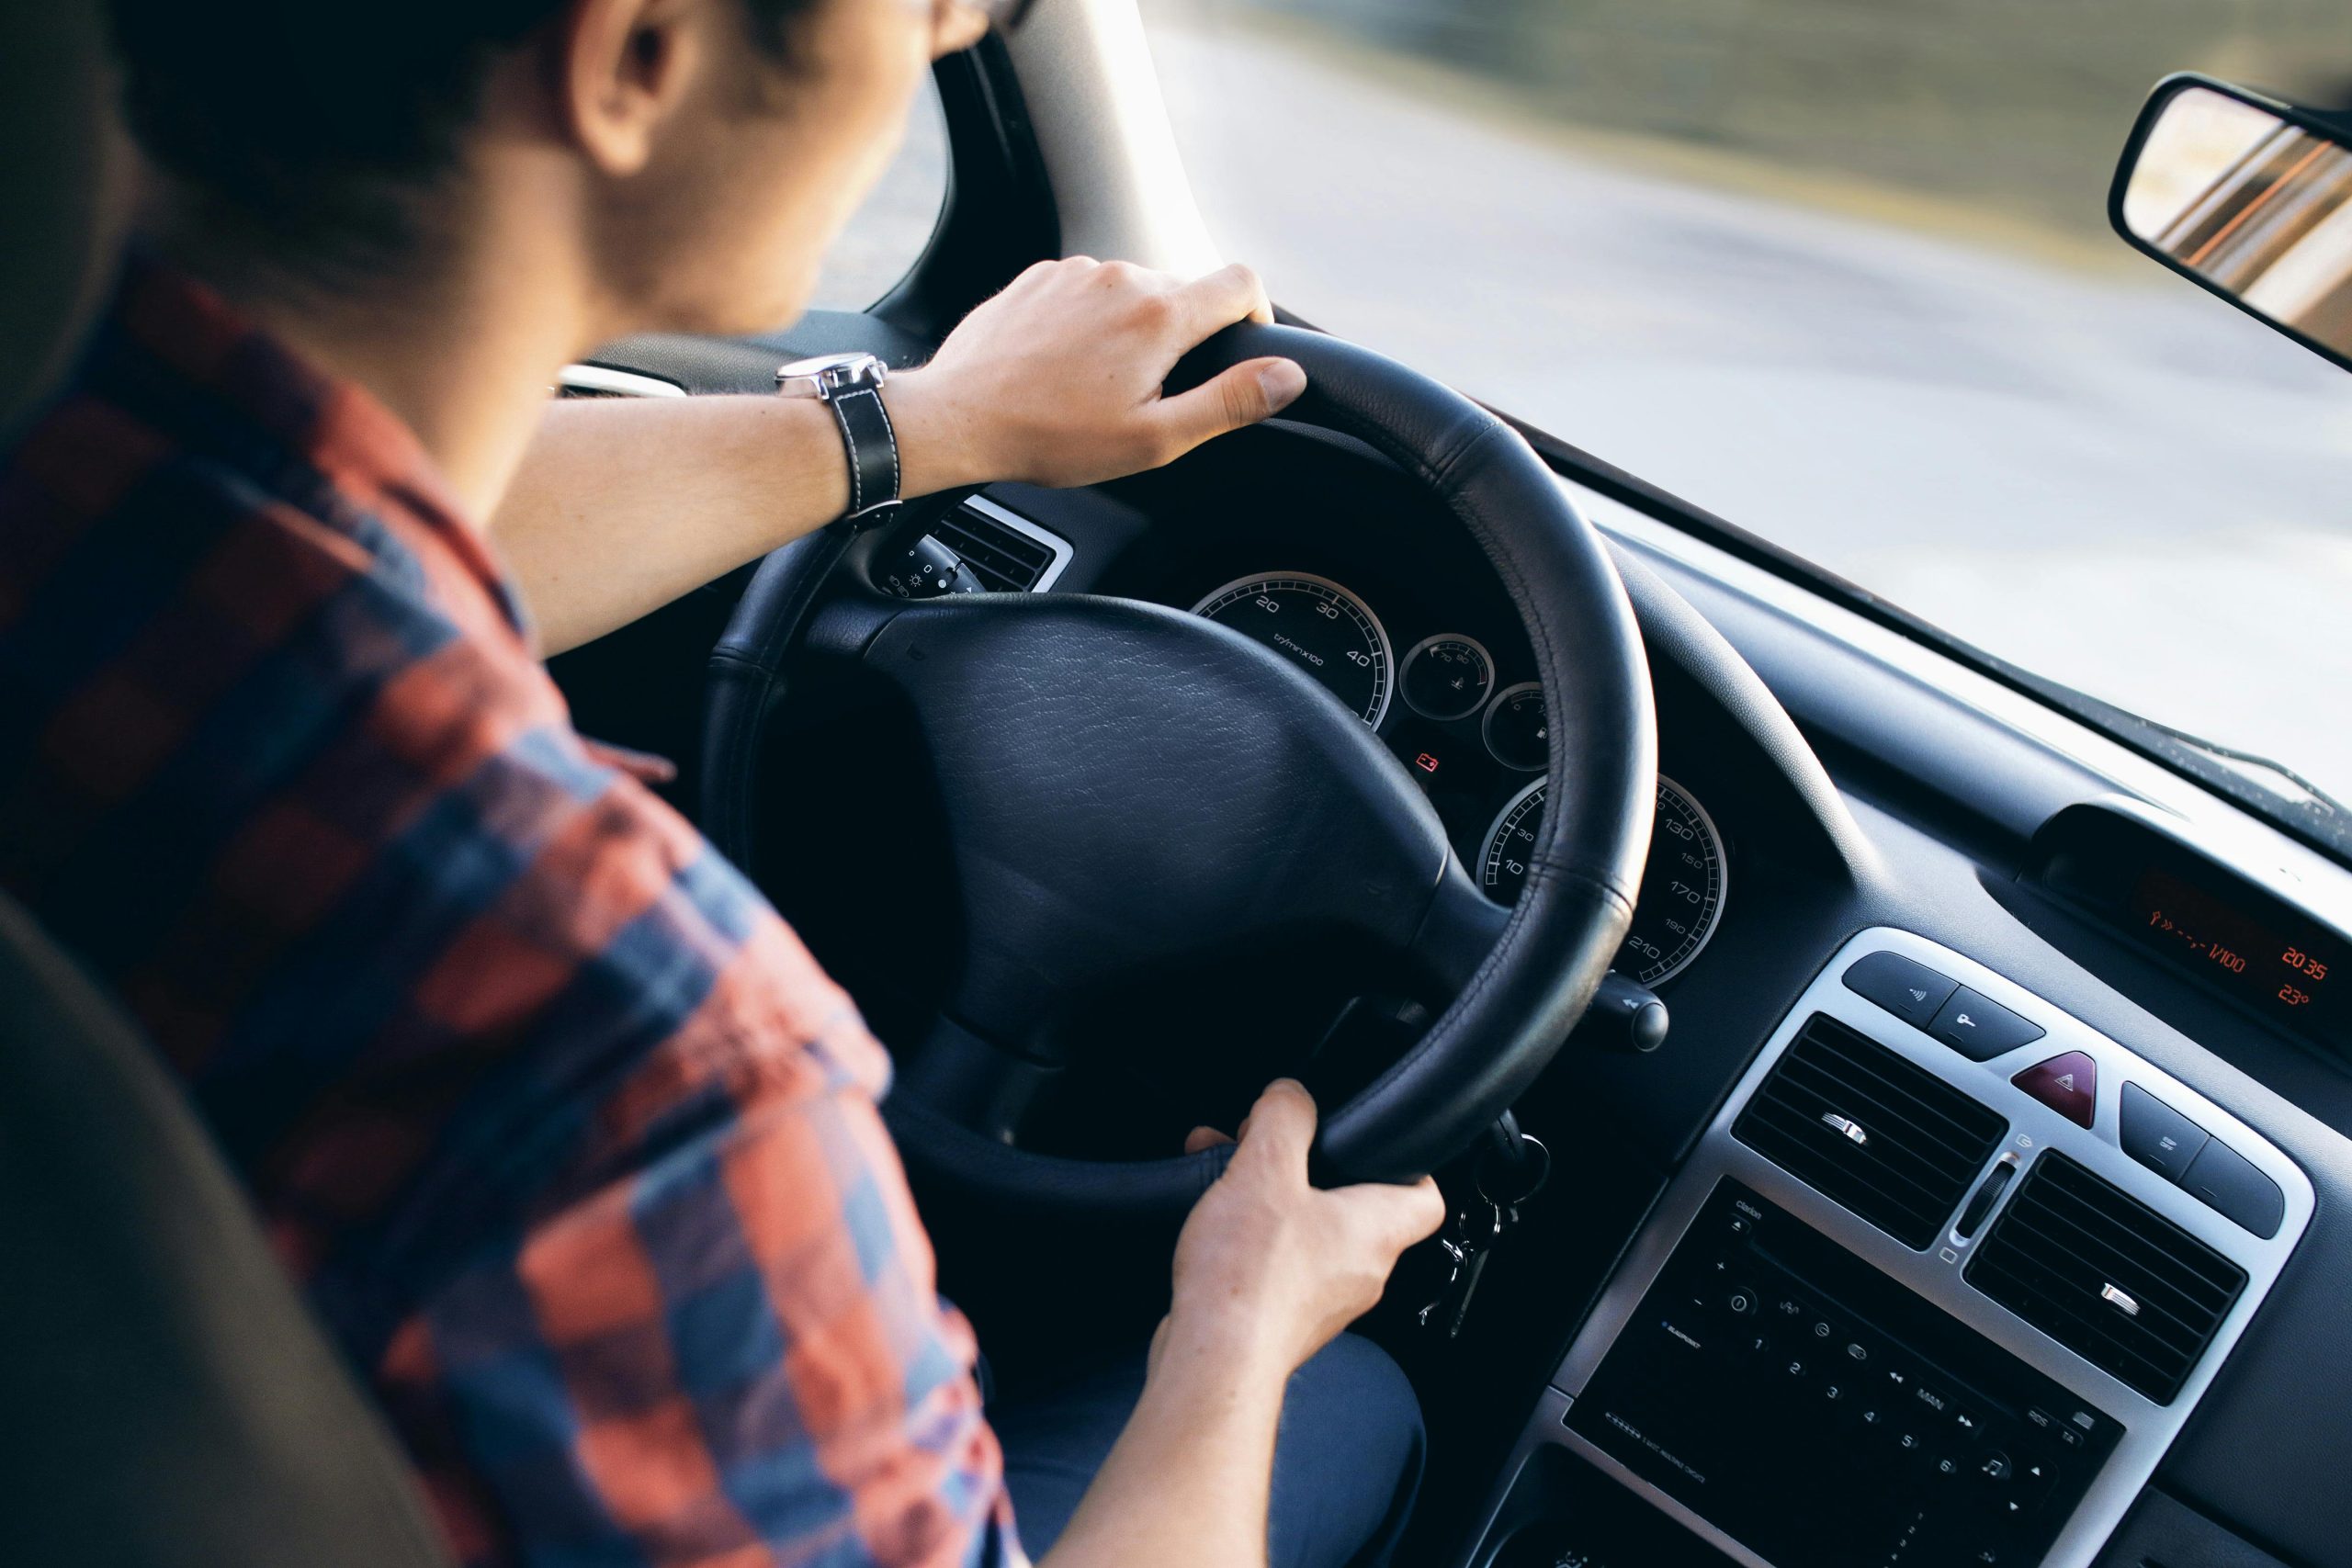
[992,1333,1425,1568]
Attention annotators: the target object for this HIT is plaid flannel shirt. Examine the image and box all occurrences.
[0,261,1021,1568]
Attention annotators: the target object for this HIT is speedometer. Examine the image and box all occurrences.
[1480,774,1728,987]
[1192,572,1394,728]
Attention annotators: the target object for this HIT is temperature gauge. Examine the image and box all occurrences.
[1400,634,1496,721]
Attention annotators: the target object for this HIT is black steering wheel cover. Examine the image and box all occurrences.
[1168,327,1655,1178]
[704,323,1653,1193]
[701,522,855,869]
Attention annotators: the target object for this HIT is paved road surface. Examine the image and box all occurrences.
[1139,24,2352,807]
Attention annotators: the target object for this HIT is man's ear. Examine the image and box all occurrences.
[559,0,705,177]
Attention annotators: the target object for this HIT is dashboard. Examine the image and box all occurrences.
[875,427,2352,1568]
[553,336,2352,1568]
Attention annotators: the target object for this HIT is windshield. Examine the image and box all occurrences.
[1139,0,2352,807]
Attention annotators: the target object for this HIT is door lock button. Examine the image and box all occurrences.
[1929,987,2046,1061]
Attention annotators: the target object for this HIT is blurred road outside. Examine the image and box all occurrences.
[821,4,2352,808]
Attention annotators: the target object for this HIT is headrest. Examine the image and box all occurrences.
[0,2,135,441]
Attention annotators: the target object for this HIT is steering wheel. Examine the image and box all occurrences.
[703,324,1655,1213]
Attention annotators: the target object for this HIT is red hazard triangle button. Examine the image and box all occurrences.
[2013,1052,2098,1129]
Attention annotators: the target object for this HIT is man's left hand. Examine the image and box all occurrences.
[886,257,1307,494]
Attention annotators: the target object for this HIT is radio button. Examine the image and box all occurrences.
[1843,951,1958,1026]
[2182,1137,2287,1240]
[2120,1084,2209,1182]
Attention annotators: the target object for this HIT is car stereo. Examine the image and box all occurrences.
[1566,1179,2118,1568]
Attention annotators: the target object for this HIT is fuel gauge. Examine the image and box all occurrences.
[1400,634,1496,721]
[1483,682,1548,772]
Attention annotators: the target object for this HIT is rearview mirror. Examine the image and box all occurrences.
[2112,73,2352,373]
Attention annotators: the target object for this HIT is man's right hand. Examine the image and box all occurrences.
[1163,1080,1447,1382]
[1033,1080,1440,1568]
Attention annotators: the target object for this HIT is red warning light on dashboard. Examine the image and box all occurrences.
[1414,752,1441,774]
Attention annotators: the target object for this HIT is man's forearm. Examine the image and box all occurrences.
[492,378,980,656]
[1037,1325,1287,1568]
[493,258,1304,658]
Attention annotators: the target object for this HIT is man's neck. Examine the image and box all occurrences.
[148,183,604,526]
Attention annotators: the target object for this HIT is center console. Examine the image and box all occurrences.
[1467,930,2311,1568]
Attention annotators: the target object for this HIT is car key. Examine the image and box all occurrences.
[1420,1122,1552,1337]
[1419,1198,1508,1337]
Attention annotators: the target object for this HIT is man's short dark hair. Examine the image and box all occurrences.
[107,1,813,270]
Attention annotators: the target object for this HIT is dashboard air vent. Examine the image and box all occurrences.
[1734,1014,2008,1249]
[1966,1152,2246,1404]
[933,498,1070,592]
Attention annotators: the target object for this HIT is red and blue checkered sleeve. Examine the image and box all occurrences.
[0,265,1024,1568]
[373,937,1024,1568]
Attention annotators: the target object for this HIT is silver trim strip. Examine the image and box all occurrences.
[1467,927,2313,1568]
[554,363,687,398]
[956,495,1076,593]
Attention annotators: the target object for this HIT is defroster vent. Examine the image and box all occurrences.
[1966,1151,2246,1404]
[1735,1014,2008,1249]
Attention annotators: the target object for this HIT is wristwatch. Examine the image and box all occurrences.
[775,351,901,525]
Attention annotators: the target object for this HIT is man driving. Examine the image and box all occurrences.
[0,1,1444,1565]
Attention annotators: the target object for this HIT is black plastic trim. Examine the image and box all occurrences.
[869,37,1058,341]
[2108,72,2352,378]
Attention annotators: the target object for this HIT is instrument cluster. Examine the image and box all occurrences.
[1191,569,1730,987]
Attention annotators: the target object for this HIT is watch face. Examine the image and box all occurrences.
[777,352,870,377]
[775,352,887,397]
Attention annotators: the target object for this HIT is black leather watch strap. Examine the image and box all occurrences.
[829,384,900,523]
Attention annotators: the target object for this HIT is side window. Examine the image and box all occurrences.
[809,79,949,311]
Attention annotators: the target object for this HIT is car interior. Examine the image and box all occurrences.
[6,6,2352,1568]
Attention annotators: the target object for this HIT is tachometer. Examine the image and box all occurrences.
[1480,774,1727,987]
[1192,572,1394,728]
